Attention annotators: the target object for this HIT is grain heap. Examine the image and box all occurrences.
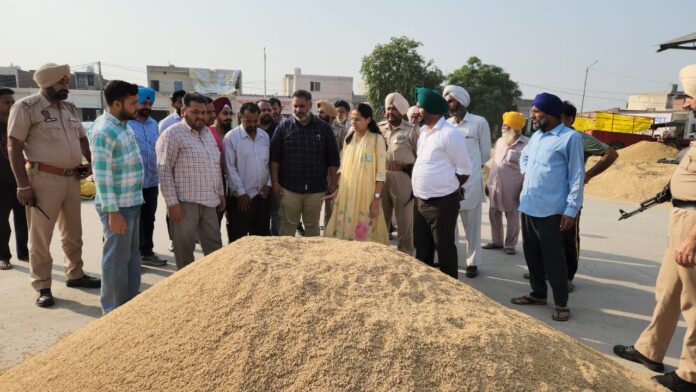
[0,237,663,392]
[584,141,679,203]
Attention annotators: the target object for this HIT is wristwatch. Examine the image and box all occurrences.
[374,192,381,199]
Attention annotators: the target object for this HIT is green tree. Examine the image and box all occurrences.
[447,56,522,132]
[361,36,444,112]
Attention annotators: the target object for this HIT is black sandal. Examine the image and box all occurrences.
[552,307,570,321]
[0,260,11,270]
[511,295,547,305]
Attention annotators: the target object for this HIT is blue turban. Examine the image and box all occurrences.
[532,92,563,118]
[138,86,156,105]
[416,87,448,116]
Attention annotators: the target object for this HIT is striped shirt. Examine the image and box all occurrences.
[156,121,223,208]
[88,112,144,212]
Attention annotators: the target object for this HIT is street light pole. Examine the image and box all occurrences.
[580,60,598,114]
[263,47,267,98]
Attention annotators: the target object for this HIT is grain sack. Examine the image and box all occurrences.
[0,237,664,392]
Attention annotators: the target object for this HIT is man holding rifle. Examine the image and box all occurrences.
[613,64,696,392]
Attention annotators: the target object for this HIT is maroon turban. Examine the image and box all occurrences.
[213,97,232,116]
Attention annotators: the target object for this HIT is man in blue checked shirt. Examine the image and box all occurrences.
[128,87,166,266]
[88,81,144,314]
[510,92,584,323]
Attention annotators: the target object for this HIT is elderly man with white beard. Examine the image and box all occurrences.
[443,85,491,278]
[483,112,528,256]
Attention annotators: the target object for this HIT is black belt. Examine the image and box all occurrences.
[672,199,696,210]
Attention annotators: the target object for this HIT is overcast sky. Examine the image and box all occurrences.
[3,0,694,111]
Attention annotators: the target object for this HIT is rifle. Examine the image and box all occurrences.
[618,184,671,221]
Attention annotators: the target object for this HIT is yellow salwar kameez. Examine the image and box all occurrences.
[325,131,389,244]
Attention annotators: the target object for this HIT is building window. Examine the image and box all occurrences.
[310,81,321,92]
[0,75,17,87]
[174,81,183,91]
[150,80,160,91]
[75,73,95,89]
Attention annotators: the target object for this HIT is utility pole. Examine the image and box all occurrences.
[263,47,267,98]
[580,60,598,115]
[97,61,105,112]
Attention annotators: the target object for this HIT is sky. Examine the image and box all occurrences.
[2,0,695,111]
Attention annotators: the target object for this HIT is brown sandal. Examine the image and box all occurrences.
[552,307,570,321]
[511,295,547,305]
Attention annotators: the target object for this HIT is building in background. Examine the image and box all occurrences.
[283,68,352,104]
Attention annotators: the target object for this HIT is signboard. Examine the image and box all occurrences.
[189,68,240,95]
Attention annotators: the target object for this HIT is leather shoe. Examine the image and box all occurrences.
[66,274,101,289]
[36,289,55,308]
[652,371,696,391]
[465,266,478,278]
[613,345,665,372]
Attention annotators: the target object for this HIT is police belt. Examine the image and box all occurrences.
[672,199,696,210]
[27,162,79,177]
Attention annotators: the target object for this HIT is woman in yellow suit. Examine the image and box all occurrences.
[324,103,388,244]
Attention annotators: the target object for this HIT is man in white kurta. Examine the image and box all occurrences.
[443,85,491,278]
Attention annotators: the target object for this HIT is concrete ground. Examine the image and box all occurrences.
[0,194,684,382]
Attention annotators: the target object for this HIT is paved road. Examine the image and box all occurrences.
[0,195,682,381]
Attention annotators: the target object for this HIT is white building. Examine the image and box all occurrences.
[282,68,352,103]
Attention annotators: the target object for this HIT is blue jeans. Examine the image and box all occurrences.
[97,205,142,313]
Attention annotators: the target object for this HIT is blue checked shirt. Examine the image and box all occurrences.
[128,117,159,188]
[519,124,585,218]
[88,112,144,212]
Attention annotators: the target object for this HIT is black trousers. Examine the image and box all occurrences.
[0,185,28,261]
[225,194,270,243]
[521,213,569,307]
[414,191,460,279]
[139,186,159,256]
[563,210,581,281]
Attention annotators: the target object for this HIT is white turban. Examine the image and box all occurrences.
[443,85,470,107]
[680,64,696,98]
[407,106,419,118]
[33,63,70,88]
[385,92,409,115]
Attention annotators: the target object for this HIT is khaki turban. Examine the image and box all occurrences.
[502,112,526,131]
[317,100,337,118]
[407,106,419,118]
[443,85,470,107]
[384,92,409,115]
[679,64,696,98]
[33,63,70,88]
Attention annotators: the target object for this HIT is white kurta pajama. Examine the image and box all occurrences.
[448,112,491,267]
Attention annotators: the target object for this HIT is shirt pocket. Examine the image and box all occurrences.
[507,150,521,164]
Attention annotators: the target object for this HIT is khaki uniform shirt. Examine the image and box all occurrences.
[671,147,696,201]
[8,92,85,169]
[378,120,419,169]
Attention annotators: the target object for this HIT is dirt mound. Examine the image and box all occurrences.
[584,158,674,203]
[0,237,662,392]
[617,141,678,163]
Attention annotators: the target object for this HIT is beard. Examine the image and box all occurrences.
[137,109,151,118]
[260,114,273,125]
[501,130,519,145]
[47,87,69,101]
[219,120,232,132]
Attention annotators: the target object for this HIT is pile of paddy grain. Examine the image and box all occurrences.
[584,142,680,203]
[0,237,663,392]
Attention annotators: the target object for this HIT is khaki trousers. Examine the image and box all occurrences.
[280,188,323,237]
[635,208,696,383]
[27,170,85,291]
[171,202,222,270]
[381,171,414,254]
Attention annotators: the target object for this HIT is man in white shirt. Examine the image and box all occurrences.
[223,102,272,242]
[443,85,491,278]
[412,88,472,279]
[158,89,186,134]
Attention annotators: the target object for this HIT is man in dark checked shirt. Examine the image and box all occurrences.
[270,89,340,237]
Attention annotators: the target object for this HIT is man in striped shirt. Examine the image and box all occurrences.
[156,93,225,269]
[88,81,144,314]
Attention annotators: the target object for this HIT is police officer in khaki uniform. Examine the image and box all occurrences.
[613,64,696,391]
[7,63,100,308]
[378,92,418,254]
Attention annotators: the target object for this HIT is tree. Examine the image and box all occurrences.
[447,57,522,133]
[361,37,444,112]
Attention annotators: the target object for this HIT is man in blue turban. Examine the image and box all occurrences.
[128,86,166,266]
[411,87,473,279]
[510,92,584,322]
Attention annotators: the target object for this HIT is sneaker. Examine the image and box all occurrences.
[168,241,174,252]
[141,254,167,266]
[613,345,665,372]
[652,371,696,391]
[465,266,478,278]
[36,288,55,308]
[66,274,101,289]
